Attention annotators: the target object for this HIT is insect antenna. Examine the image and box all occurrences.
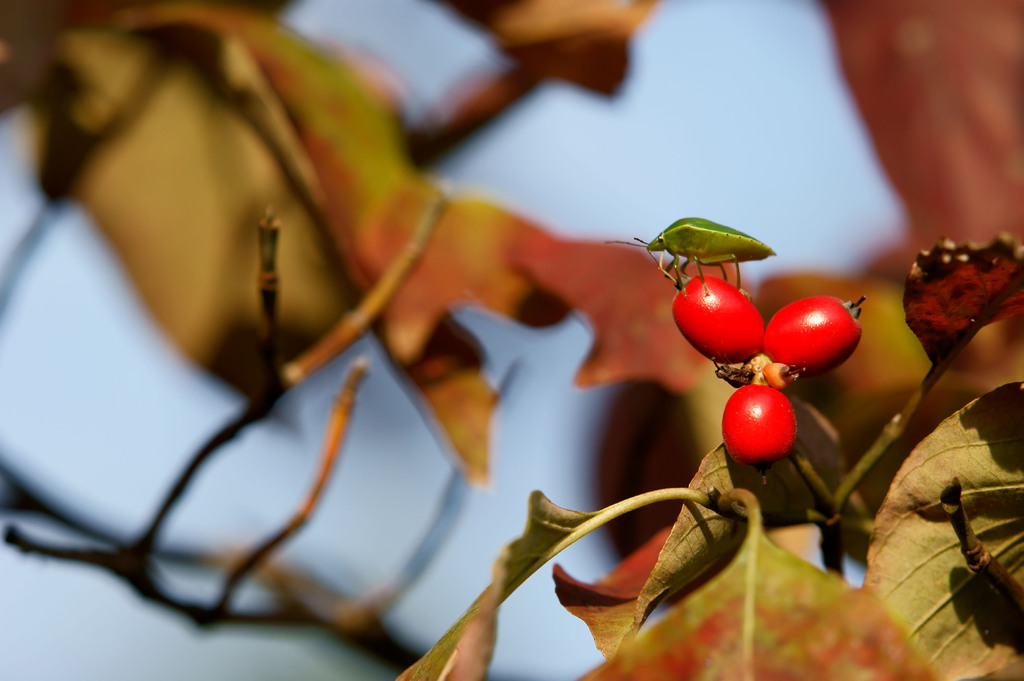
[603,238,648,248]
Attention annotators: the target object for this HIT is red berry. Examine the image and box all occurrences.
[722,384,797,469]
[672,277,764,364]
[763,296,862,377]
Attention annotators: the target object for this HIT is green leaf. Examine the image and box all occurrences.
[399,488,710,680]
[582,517,936,681]
[865,382,1024,680]
[398,491,599,680]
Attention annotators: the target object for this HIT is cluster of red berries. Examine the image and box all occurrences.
[671,276,863,475]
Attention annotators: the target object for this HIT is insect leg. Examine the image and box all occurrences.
[694,259,709,293]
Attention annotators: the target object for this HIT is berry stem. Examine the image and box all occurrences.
[790,446,843,573]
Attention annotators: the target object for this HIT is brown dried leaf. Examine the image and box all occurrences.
[440,0,657,94]
[34,27,354,397]
[905,234,1024,363]
[865,382,1024,680]
[826,0,1024,252]
[403,319,496,484]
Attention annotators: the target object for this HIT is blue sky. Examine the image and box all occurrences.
[0,1,901,680]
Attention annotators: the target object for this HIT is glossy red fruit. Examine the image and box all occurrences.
[671,277,764,364]
[763,296,862,377]
[722,384,797,470]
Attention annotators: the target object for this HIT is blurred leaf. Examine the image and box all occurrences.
[582,521,936,681]
[398,491,600,680]
[904,235,1024,363]
[31,4,711,485]
[510,240,706,391]
[68,0,292,24]
[123,3,412,276]
[34,27,354,398]
[826,0,1024,259]
[0,0,66,114]
[440,0,658,94]
[403,319,496,484]
[865,382,1024,681]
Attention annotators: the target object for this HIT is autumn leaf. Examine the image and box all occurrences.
[826,0,1024,256]
[32,26,356,398]
[563,399,842,660]
[582,500,936,681]
[904,234,1024,363]
[30,5,713,486]
[865,382,1024,681]
[439,0,658,94]
[397,491,601,680]
[509,238,706,391]
[400,487,713,679]
[552,526,676,659]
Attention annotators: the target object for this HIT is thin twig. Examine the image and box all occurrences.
[215,357,370,613]
[133,397,277,554]
[834,266,1024,512]
[134,214,288,553]
[4,523,419,665]
[257,208,281,376]
[941,478,1024,619]
[281,185,448,387]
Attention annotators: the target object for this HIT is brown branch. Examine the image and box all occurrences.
[281,185,448,387]
[134,214,288,554]
[941,478,1024,619]
[215,357,369,613]
[3,524,419,666]
[257,208,281,375]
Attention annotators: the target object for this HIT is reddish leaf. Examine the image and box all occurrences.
[510,239,706,392]
[904,234,1024,362]
[582,526,937,681]
[440,0,658,94]
[553,527,673,658]
[404,319,497,484]
[353,184,557,364]
[826,0,1024,254]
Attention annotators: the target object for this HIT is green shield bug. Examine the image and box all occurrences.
[642,217,775,290]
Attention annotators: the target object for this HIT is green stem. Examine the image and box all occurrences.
[833,354,940,512]
[835,261,1024,511]
[789,447,843,572]
[790,448,837,517]
[502,487,711,598]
